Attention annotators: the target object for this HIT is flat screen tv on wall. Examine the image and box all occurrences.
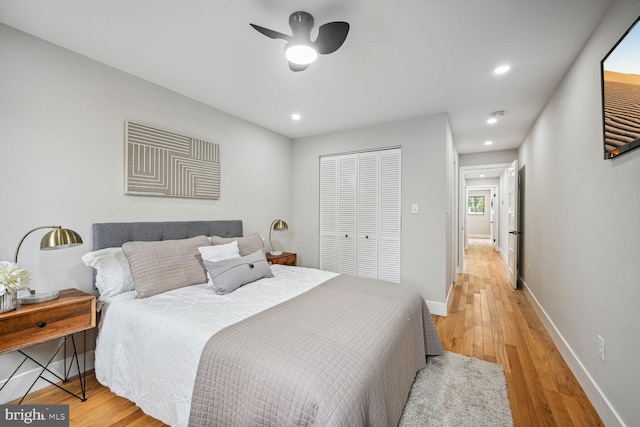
[601,16,640,159]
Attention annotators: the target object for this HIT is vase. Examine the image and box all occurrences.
[0,292,17,313]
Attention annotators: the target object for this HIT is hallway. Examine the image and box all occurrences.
[433,239,603,426]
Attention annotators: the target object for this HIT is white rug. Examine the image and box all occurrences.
[399,351,514,426]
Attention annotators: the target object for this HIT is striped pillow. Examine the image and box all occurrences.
[211,233,264,256]
[122,235,210,298]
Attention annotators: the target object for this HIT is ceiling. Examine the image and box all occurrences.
[0,0,612,153]
[464,167,507,180]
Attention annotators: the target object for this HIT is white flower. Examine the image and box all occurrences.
[0,261,31,294]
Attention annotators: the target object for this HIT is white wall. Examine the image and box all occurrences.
[292,114,457,314]
[517,0,640,424]
[0,24,293,399]
[459,149,518,167]
[444,119,458,300]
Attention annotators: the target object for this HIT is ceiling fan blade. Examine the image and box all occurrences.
[250,23,292,41]
[313,22,350,54]
[289,62,310,72]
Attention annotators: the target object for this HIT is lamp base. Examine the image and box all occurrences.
[269,251,283,256]
[19,291,60,304]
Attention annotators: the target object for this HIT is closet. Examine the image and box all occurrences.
[319,148,401,282]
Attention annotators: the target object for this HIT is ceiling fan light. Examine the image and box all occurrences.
[285,44,318,65]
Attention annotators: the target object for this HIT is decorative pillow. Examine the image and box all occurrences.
[122,235,210,298]
[198,241,241,286]
[211,233,264,256]
[81,247,134,299]
[204,250,273,295]
[198,241,240,262]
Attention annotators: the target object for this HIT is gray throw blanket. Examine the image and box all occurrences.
[189,274,444,426]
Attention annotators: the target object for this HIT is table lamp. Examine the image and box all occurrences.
[14,225,83,303]
[269,219,288,256]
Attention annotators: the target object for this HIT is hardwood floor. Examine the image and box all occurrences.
[10,370,166,426]
[433,238,602,426]
[11,239,602,426]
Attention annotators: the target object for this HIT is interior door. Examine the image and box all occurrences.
[507,160,519,289]
[319,156,338,272]
[337,154,357,276]
[490,190,497,251]
[357,151,378,279]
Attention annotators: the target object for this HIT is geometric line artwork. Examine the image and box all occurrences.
[125,122,220,200]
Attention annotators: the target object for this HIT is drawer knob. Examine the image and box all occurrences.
[38,322,47,328]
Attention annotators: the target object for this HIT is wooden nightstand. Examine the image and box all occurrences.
[266,252,297,266]
[0,288,96,403]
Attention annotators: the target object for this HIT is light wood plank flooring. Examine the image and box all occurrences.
[433,238,602,426]
[12,239,602,426]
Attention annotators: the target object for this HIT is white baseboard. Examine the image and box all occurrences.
[521,280,625,427]
[0,350,95,404]
[498,247,507,263]
[426,299,447,317]
[468,234,491,239]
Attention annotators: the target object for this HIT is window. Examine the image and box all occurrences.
[468,196,485,215]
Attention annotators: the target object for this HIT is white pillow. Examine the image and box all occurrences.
[198,241,241,286]
[211,233,264,256]
[81,247,135,299]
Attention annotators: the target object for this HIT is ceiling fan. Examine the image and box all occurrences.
[250,11,350,72]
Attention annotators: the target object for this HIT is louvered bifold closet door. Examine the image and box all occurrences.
[337,154,357,276]
[378,148,401,283]
[319,156,338,272]
[357,152,379,279]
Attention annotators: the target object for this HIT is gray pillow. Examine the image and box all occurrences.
[204,250,273,295]
[122,235,210,298]
[211,233,264,256]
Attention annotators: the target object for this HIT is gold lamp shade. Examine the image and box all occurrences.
[272,220,288,232]
[40,228,83,251]
[269,219,289,256]
[14,225,83,263]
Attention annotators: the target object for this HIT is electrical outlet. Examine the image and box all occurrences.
[411,203,419,214]
[597,335,605,361]
[527,264,531,275]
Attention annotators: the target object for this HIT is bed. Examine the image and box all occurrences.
[88,220,443,427]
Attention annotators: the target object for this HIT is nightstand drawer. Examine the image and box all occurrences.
[266,252,297,266]
[278,254,297,266]
[0,289,96,355]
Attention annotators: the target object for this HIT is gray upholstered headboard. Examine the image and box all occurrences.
[92,220,243,251]
[91,220,243,284]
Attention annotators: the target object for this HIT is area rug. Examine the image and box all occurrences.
[399,351,514,426]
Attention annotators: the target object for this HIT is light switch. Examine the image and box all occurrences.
[411,203,419,214]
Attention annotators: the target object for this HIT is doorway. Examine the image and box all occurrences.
[457,163,510,275]
[465,185,498,250]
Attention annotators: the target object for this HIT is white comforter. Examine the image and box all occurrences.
[95,265,338,427]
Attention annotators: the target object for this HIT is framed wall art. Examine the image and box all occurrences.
[601,16,640,159]
[125,122,220,200]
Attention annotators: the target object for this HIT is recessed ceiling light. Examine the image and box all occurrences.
[291,113,301,121]
[494,64,511,75]
[484,140,493,146]
[480,174,486,178]
[487,117,498,125]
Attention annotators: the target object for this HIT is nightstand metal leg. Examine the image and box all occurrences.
[1,332,88,403]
